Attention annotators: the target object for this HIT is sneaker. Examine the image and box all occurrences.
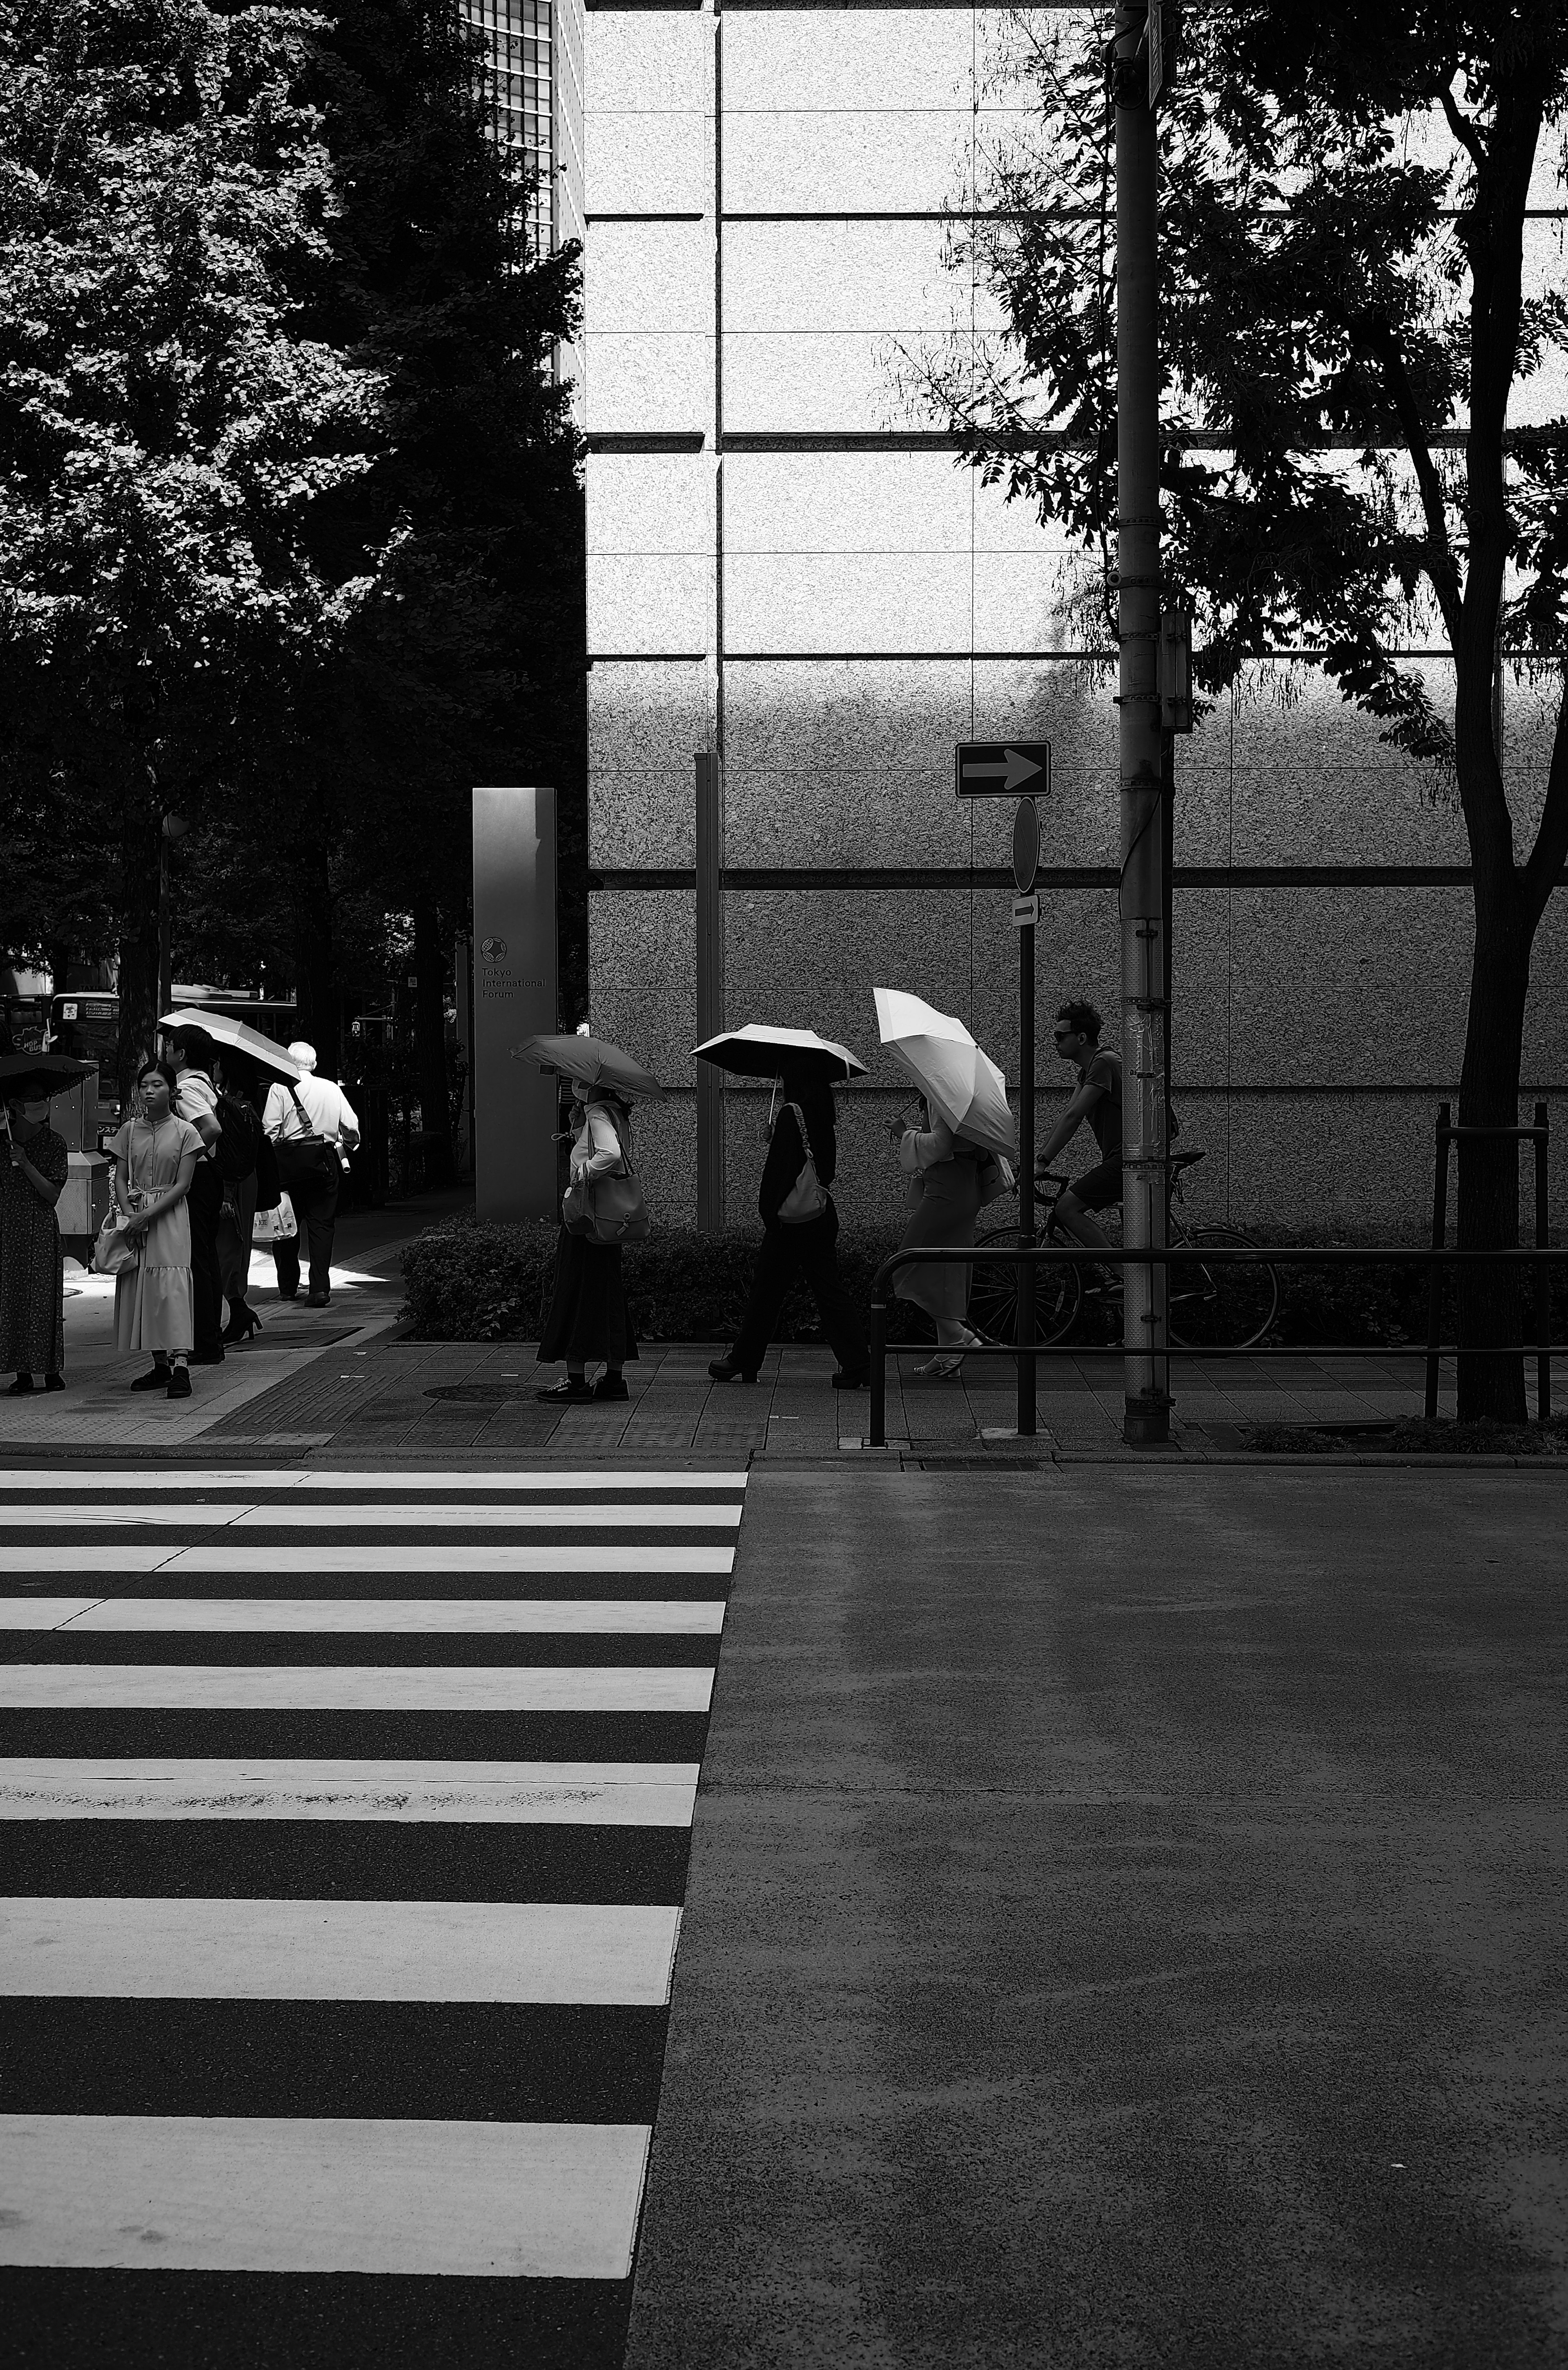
[129,1365,166,1392]
[535,1378,596,1404]
[593,1374,630,1402]
[166,1367,192,1399]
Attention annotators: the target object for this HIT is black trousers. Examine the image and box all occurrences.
[730,1204,868,1377]
[187,1162,226,1357]
[274,1162,340,1299]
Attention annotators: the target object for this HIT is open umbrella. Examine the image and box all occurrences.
[0,1054,97,1104]
[511,1032,667,1100]
[160,1009,302,1080]
[873,987,1018,1158]
[692,1023,866,1080]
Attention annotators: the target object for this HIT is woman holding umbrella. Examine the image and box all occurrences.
[697,1025,869,1389]
[0,1059,77,1395]
[516,1033,663,1406]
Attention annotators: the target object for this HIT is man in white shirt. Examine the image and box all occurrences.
[263,1042,361,1307]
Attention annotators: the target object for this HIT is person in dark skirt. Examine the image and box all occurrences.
[709,1061,869,1388]
[535,1081,640,1404]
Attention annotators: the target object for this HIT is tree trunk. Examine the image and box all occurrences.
[412,897,455,1189]
[1454,880,1530,1423]
[292,838,341,1078]
[116,775,160,1106]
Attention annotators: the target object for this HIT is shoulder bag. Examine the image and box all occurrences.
[94,1128,143,1276]
[563,1107,650,1245]
[273,1084,338,1191]
[777,1102,828,1225]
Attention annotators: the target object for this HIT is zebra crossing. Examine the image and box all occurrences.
[0,1465,746,2368]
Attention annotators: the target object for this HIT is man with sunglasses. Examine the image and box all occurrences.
[1036,998,1122,1285]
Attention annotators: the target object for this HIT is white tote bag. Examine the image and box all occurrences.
[250,1190,298,1244]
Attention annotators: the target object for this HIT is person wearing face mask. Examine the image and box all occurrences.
[0,1091,69,1395]
[102,1060,204,1398]
[535,1078,639,1403]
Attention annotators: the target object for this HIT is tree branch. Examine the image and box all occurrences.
[1362,320,1464,647]
[1439,85,1486,173]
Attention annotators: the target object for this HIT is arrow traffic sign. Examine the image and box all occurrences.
[954,741,1051,799]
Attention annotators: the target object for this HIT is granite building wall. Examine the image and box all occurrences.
[579,2,1568,1236]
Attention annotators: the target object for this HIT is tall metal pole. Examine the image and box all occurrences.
[694,750,725,1231]
[1017,914,1036,1435]
[1116,3,1170,1443]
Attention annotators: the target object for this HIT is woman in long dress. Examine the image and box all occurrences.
[103,1060,204,1399]
[709,1062,868,1387]
[0,1091,69,1394]
[893,1096,987,1377]
[535,1080,639,1404]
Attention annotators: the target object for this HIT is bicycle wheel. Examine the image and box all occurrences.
[1168,1225,1279,1350]
[969,1227,1083,1348]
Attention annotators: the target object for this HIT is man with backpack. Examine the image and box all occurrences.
[261,1041,360,1308]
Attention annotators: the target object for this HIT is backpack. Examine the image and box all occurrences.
[776,1101,828,1225]
[253,1126,282,1211]
[210,1089,260,1184]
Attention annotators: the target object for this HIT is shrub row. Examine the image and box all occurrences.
[400,1213,1568,1347]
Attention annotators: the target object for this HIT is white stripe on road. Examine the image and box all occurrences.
[0,2115,651,2276]
[0,1544,735,1575]
[0,1898,682,2005]
[0,1503,742,1530]
[0,1758,700,1824]
[2,1597,726,1635]
[0,1664,714,1712]
[0,1469,748,1492]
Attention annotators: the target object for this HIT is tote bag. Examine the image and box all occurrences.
[251,1191,298,1245]
[94,1127,143,1276]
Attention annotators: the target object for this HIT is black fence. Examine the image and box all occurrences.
[866,1242,1568,1450]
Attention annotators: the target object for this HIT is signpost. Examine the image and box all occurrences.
[955,742,1051,800]
[1012,796,1039,1437]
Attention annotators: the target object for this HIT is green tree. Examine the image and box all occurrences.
[0,0,381,1096]
[930,3,1568,1418]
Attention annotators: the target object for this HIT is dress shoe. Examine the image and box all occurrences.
[707,1357,757,1384]
[593,1374,630,1402]
[130,1365,167,1392]
[306,1291,331,1308]
[4,1374,34,1396]
[189,1347,226,1365]
[44,1374,65,1392]
[536,1377,596,1403]
[167,1365,192,1399]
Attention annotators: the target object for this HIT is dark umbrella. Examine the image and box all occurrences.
[511,1033,667,1100]
[0,1055,97,1103]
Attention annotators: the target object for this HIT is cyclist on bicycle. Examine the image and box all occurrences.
[1035,999,1121,1285]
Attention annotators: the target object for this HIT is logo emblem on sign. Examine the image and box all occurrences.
[481,937,507,961]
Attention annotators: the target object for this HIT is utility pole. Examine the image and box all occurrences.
[694,752,725,1230]
[1115,1,1171,1444]
[157,812,189,1026]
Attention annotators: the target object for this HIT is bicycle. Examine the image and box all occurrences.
[969,1150,1280,1351]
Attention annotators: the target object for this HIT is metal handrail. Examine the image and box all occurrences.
[866,1241,1568,1449]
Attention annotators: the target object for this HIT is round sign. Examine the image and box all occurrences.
[1011,797,1040,893]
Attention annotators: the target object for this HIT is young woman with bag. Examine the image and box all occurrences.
[890,1095,987,1379]
[708,1061,869,1388]
[535,1082,641,1404]
[102,1060,204,1399]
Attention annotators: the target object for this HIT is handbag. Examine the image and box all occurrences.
[251,1190,298,1244]
[775,1098,828,1225]
[978,1154,1016,1208]
[273,1084,338,1190]
[561,1107,650,1245]
[94,1127,143,1276]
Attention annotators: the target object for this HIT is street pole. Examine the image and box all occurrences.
[694,751,725,1231]
[1017,908,1036,1435]
[1116,2,1171,1444]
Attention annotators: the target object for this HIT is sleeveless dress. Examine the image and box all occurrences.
[105,1116,203,1355]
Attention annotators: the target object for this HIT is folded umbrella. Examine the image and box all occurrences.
[692,1023,866,1080]
[873,987,1018,1158]
[160,1009,302,1080]
[0,1054,97,1104]
[511,1032,667,1100]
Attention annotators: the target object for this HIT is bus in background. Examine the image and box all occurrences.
[45,988,299,1120]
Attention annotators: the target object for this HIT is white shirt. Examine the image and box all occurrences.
[568,1105,625,1182]
[263,1072,361,1149]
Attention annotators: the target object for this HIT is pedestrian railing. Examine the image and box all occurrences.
[866,1241,1568,1450]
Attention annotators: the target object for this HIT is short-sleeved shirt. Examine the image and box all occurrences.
[1080,1048,1123,1161]
[174,1068,218,1154]
[263,1073,360,1147]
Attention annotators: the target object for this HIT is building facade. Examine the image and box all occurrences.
[576,4,1567,1234]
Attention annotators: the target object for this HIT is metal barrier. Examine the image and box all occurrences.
[866,1241,1568,1450]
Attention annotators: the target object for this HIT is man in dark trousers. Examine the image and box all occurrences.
[167,1024,226,1365]
[1034,999,1123,1282]
[261,1042,360,1307]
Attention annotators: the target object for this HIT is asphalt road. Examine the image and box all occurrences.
[626,1466,1568,2370]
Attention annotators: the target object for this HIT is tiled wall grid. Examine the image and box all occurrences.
[576,4,1568,1233]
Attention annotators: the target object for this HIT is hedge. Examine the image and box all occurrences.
[399,1213,1568,1348]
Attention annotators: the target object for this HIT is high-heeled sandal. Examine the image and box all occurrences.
[911,1330,982,1379]
[222,1305,263,1345]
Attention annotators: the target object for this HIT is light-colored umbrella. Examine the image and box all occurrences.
[692,1023,866,1080]
[511,1032,667,1100]
[160,1009,302,1080]
[873,987,1018,1157]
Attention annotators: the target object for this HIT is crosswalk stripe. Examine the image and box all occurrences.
[2,1598,726,1634]
[0,1469,748,1493]
[0,1664,715,1711]
[2,1898,682,2004]
[0,2114,652,2276]
[0,1758,700,1823]
[0,1503,742,1530]
[0,1543,736,1574]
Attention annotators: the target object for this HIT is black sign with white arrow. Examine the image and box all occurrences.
[954,741,1051,799]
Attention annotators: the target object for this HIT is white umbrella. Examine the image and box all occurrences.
[160,1009,303,1080]
[873,987,1018,1157]
[692,1023,866,1080]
